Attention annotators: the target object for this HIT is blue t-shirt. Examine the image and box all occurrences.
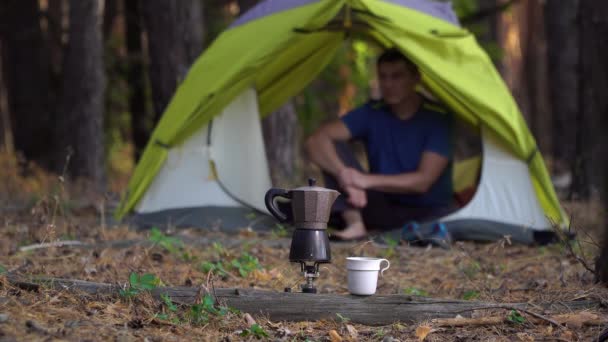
[342,100,453,207]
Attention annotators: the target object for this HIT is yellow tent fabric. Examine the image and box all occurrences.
[116,0,567,227]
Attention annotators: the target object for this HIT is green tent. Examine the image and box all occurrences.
[116,0,567,241]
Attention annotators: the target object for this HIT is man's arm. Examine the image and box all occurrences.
[305,120,367,208]
[305,120,352,177]
[345,151,449,194]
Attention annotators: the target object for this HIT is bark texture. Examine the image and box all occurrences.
[262,102,299,186]
[578,0,608,283]
[55,0,106,188]
[497,0,551,155]
[0,40,14,152]
[545,0,579,178]
[0,0,52,165]
[125,0,149,161]
[142,0,204,123]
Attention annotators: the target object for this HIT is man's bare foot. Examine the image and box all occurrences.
[332,221,368,241]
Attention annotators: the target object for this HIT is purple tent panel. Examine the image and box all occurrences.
[230,0,318,28]
[383,0,460,25]
[230,0,460,29]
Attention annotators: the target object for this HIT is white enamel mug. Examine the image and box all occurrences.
[346,257,390,295]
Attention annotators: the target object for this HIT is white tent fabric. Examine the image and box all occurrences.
[441,128,550,230]
[135,88,552,236]
[211,88,273,213]
[136,88,272,214]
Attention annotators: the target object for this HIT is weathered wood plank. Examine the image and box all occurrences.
[5,275,602,325]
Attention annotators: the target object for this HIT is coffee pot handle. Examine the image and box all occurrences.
[264,188,291,222]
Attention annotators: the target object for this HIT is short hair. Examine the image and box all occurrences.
[377,48,419,75]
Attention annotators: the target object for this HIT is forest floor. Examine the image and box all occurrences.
[0,197,607,341]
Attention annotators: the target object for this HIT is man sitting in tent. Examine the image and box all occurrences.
[306,48,454,241]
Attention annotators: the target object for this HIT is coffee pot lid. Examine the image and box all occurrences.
[292,178,339,193]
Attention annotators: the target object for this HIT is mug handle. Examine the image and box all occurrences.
[379,259,390,277]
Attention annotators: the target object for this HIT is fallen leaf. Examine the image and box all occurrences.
[329,329,343,342]
[266,320,281,329]
[251,269,272,282]
[415,325,432,341]
[393,323,407,331]
[516,332,535,341]
[239,227,257,237]
[268,267,283,279]
[558,330,574,341]
[104,302,129,318]
[346,324,358,339]
[243,313,256,326]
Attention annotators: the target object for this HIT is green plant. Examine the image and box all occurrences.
[403,287,429,296]
[460,260,481,279]
[462,290,480,300]
[336,313,350,323]
[161,293,178,312]
[149,227,183,254]
[199,261,230,277]
[0,264,6,274]
[212,242,228,256]
[271,223,289,238]
[156,293,233,325]
[382,236,399,258]
[187,294,228,325]
[200,252,263,278]
[240,324,269,339]
[507,310,526,324]
[373,328,386,339]
[119,272,160,298]
[231,253,262,277]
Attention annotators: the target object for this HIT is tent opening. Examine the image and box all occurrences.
[120,0,567,245]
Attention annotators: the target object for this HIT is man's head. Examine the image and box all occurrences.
[376,48,420,105]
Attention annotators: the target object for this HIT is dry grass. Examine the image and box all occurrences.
[1,204,607,341]
[0,154,607,341]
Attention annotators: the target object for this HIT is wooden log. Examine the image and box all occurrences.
[432,316,506,327]
[432,313,607,328]
[5,275,602,326]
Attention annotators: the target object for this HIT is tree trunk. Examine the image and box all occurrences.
[55,0,106,189]
[142,0,204,123]
[496,3,529,121]
[0,39,14,153]
[46,0,66,103]
[125,0,149,161]
[496,1,553,160]
[0,0,53,166]
[544,0,579,197]
[578,0,608,283]
[103,0,119,39]
[523,1,551,156]
[262,103,299,186]
[570,0,605,200]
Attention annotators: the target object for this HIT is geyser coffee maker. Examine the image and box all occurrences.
[265,179,339,293]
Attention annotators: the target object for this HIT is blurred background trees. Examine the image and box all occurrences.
[0,0,606,277]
